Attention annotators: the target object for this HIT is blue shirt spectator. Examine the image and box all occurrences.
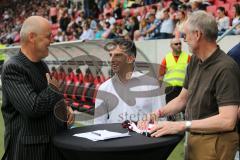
[228,43,240,66]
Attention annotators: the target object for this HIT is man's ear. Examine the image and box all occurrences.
[196,30,202,41]
[127,55,135,63]
[28,32,36,43]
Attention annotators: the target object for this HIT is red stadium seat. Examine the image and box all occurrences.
[207,5,217,16]
[92,83,101,103]
[219,3,230,11]
[130,8,135,16]
[226,0,237,4]
[81,82,92,102]
[215,0,225,6]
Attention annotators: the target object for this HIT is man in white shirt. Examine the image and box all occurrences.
[94,39,165,124]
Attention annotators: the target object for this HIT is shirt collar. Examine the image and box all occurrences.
[112,69,143,83]
[198,46,221,67]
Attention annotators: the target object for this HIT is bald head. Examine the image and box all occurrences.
[170,38,182,54]
[20,16,50,43]
[170,38,181,44]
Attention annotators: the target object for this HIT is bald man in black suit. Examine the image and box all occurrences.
[1,16,74,160]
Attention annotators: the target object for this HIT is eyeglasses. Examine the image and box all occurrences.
[173,42,182,46]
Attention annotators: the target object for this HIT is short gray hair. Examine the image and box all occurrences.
[20,16,44,43]
[187,11,218,42]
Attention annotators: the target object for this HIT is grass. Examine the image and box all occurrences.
[167,140,184,160]
[0,107,184,159]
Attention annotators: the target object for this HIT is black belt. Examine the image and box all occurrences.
[189,129,236,135]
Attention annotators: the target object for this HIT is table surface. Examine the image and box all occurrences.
[54,123,182,152]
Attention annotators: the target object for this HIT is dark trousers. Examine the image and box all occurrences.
[165,86,183,121]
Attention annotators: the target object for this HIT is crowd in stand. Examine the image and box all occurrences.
[0,0,239,46]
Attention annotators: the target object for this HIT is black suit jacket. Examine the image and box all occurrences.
[1,51,67,160]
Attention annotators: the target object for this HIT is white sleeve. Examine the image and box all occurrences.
[94,87,109,124]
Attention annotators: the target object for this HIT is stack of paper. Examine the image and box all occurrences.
[73,130,130,141]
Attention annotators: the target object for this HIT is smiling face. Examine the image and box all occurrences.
[109,46,129,74]
[33,20,52,59]
[109,45,135,74]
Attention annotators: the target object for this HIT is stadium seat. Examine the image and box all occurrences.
[215,0,225,6]
[63,76,73,99]
[92,83,101,103]
[226,0,237,4]
[207,5,217,16]
[219,3,230,11]
[75,83,85,102]
[81,82,92,102]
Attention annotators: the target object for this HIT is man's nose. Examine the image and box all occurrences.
[110,55,117,62]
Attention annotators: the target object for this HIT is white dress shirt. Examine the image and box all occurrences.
[94,71,165,124]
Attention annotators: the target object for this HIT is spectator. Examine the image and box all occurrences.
[169,3,178,20]
[190,0,202,12]
[230,4,240,35]
[103,1,113,16]
[95,23,105,40]
[105,13,116,25]
[89,16,98,31]
[79,21,95,41]
[144,0,155,5]
[49,2,58,24]
[174,5,188,38]
[159,8,175,39]
[126,16,139,40]
[102,21,112,39]
[141,13,161,39]
[98,14,105,27]
[54,29,65,42]
[90,2,100,19]
[97,0,108,12]
[134,19,149,40]
[59,9,71,32]
[216,6,230,36]
[113,2,123,20]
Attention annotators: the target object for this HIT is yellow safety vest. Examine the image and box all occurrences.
[163,52,188,87]
[0,44,6,61]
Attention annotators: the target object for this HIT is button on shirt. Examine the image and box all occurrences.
[184,47,240,120]
[94,71,165,124]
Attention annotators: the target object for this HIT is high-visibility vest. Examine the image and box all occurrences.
[163,52,188,87]
[0,44,6,61]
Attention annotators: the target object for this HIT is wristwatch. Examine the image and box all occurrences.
[185,121,192,131]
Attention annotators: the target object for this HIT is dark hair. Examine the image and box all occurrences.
[178,4,187,11]
[217,7,226,15]
[169,3,178,11]
[105,21,111,29]
[234,3,240,16]
[110,39,137,57]
[151,5,158,13]
[105,13,111,17]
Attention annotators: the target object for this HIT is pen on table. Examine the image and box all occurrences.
[91,131,101,136]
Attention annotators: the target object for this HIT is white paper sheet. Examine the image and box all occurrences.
[73,130,130,141]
